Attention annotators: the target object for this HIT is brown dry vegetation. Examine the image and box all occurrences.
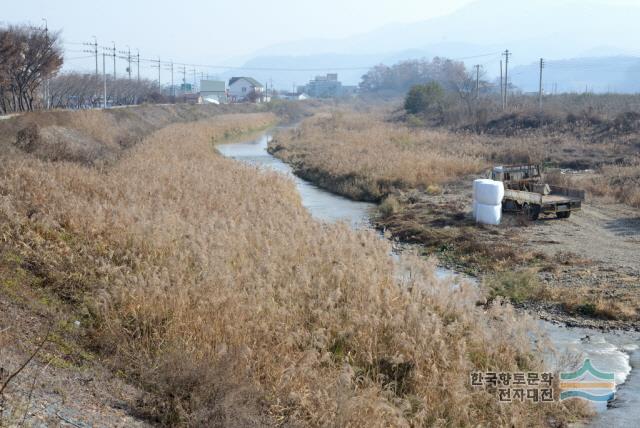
[0,108,590,425]
[272,107,640,208]
[269,111,485,202]
[0,103,261,165]
[269,106,640,326]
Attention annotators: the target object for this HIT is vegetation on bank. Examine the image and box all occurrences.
[272,104,640,208]
[0,107,590,425]
[269,105,640,325]
[269,111,485,202]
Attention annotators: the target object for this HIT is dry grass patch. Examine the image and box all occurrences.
[272,107,640,208]
[270,111,486,201]
[0,112,591,425]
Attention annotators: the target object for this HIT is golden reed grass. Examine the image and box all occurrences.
[271,111,487,201]
[272,109,640,208]
[0,111,588,425]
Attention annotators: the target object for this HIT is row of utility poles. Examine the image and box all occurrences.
[83,39,140,82]
[81,37,212,107]
[474,49,546,111]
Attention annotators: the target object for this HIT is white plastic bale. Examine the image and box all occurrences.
[474,179,505,205]
[475,202,502,225]
[472,200,478,219]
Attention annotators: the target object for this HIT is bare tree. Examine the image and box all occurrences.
[0,25,63,113]
[47,72,165,109]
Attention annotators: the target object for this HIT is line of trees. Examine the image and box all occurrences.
[0,25,63,114]
[359,57,483,95]
[360,58,494,124]
[48,72,167,109]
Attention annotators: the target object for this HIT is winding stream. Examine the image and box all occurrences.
[217,132,639,426]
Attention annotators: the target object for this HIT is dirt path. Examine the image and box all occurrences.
[522,202,640,277]
[376,184,640,329]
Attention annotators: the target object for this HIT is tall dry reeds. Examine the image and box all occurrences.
[0,112,588,425]
[272,109,640,208]
[270,112,487,201]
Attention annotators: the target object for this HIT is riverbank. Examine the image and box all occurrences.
[224,130,640,427]
[268,109,640,330]
[0,110,590,426]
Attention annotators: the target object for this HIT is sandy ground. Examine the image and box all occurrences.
[376,182,640,329]
[517,201,640,330]
[521,202,640,278]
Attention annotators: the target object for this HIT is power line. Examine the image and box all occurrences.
[82,37,98,76]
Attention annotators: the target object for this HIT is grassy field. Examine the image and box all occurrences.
[0,106,590,425]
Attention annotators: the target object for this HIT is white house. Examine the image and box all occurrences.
[228,77,264,102]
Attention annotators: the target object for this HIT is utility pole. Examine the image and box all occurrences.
[181,66,187,92]
[111,42,116,80]
[538,58,544,110]
[151,57,161,89]
[136,49,140,82]
[169,61,174,97]
[83,36,99,76]
[499,60,503,110]
[126,46,132,80]
[502,49,510,109]
[102,50,107,108]
[474,64,481,99]
[192,68,197,92]
[118,46,132,80]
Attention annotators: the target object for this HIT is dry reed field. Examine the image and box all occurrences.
[271,108,640,207]
[0,110,589,425]
[270,111,487,201]
[269,106,640,327]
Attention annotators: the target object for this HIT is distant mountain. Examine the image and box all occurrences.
[226,0,640,91]
[511,57,640,94]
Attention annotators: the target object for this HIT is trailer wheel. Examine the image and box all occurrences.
[556,211,571,219]
[524,203,540,221]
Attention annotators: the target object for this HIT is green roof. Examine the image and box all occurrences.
[200,80,226,92]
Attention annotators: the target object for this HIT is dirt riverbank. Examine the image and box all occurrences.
[374,183,640,331]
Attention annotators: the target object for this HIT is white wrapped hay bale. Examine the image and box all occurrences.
[475,203,502,225]
[473,179,505,206]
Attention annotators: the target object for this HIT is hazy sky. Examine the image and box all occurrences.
[4,0,475,63]
[4,0,640,81]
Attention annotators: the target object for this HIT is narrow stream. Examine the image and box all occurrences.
[217,132,639,426]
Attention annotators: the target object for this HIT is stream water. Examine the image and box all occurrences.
[217,132,639,426]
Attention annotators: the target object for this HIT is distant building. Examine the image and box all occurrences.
[302,73,346,98]
[228,77,264,102]
[200,80,227,104]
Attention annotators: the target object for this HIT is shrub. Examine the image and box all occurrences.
[404,82,444,115]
